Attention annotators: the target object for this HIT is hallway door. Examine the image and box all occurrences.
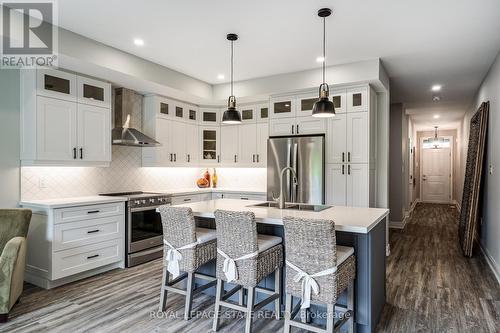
[421,138,452,203]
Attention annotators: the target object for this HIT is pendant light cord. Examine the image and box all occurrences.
[230,40,234,97]
[322,16,326,84]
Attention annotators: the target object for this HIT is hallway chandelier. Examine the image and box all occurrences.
[432,126,440,149]
[312,8,335,118]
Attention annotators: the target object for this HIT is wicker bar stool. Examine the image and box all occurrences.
[283,217,356,333]
[212,210,283,333]
[157,206,217,320]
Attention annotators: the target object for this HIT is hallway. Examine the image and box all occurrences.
[377,203,500,332]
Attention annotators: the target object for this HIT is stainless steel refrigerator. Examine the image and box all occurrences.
[267,135,325,204]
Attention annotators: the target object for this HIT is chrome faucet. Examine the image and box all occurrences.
[274,166,298,209]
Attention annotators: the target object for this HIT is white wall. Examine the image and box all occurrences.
[460,50,500,278]
[389,103,404,222]
[0,69,20,208]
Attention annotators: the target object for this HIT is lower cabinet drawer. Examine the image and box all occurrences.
[52,239,123,280]
[171,194,201,205]
[54,202,124,224]
[53,215,124,252]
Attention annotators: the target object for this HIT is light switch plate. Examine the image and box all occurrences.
[39,176,48,189]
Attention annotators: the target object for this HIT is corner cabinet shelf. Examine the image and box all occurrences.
[21,68,112,166]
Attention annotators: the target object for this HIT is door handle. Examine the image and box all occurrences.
[257,154,260,163]
[296,124,299,134]
[253,154,255,163]
[348,152,351,162]
[187,154,190,163]
[73,147,77,159]
[174,153,176,162]
[80,148,83,159]
[342,152,345,162]
[342,165,345,175]
[234,155,237,163]
[291,124,294,134]
[170,153,173,162]
[217,155,220,163]
[348,165,351,175]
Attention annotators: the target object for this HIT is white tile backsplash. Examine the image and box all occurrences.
[21,146,266,200]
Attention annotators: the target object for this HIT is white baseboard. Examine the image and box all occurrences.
[389,219,406,229]
[479,243,500,285]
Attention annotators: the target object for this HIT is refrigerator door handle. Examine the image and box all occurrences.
[291,142,299,203]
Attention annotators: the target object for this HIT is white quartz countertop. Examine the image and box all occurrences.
[20,196,128,209]
[150,188,266,196]
[176,199,389,234]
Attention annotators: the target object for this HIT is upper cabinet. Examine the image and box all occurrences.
[331,89,347,114]
[77,76,111,108]
[296,91,318,117]
[240,105,257,123]
[270,95,296,119]
[256,104,269,122]
[22,68,112,166]
[36,68,77,102]
[347,86,368,112]
[200,108,220,126]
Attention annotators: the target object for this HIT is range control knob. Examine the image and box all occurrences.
[134,200,140,205]
[149,198,155,204]
[141,200,146,204]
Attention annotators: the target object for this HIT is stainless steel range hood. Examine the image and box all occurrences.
[112,88,160,147]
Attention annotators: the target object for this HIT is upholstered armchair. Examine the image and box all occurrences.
[0,209,31,322]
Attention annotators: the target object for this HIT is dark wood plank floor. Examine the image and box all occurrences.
[377,203,500,333]
[2,203,499,332]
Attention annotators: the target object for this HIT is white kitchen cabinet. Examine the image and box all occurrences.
[296,91,318,117]
[200,126,220,164]
[36,68,77,102]
[327,163,369,207]
[346,112,369,164]
[347,87,368,113]
[22,201,125,289]
[169,120,186,164]
[269,118,295,136]
[77,104,111,162]
[186,105,199,123]
[77,76,111,108]
[326,164,347,206]
[270,95,296,119]
[185,123,199,164]
[171,193,211,205]
[200,108,220,125]
[36,96,78,161]
[142,117,171,166]
[220,125,239,164]
[326,114,347,164]
[256,122,268,166]
[295,117,326,135]
[240,105,257,123]
[346,164,369,207]
[256,103,270,122]
[331,89,347,114]
[238,124,257,165]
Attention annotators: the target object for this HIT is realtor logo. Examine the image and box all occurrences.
[1,0,58,67]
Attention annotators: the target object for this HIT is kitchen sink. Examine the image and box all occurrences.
[248,202,332,212]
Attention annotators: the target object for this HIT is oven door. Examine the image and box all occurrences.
[128,206,166,253]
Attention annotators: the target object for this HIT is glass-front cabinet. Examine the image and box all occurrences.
[331,89,347,114]
[199,126,220,164]
[200,108,220,125]
[296,91,318,117]
[187,106,198,123]
[37,68,77,102]
[240,105,256,123]
[77,76,111,108]
[257,104,269,122]
[270,95,296,119]
[347,87,368,112]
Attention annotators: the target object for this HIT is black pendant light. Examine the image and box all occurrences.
[222,33,242,124]
[312,8,335,118]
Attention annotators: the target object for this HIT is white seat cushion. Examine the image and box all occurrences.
[257,234,282,253]
[337,245,355,265]
[195,227,217,243]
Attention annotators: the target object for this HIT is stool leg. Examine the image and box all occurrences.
[245,286,255,333]
[184,272,195,320]
[212,279,224,332]
[159,267,169,312]
[239,287,245,306]
[284,294,292,333]
[327,303,335,332]
[347,282,354,333]
[274,268,281,319]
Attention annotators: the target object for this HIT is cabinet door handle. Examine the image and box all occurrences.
[87,210,100,214]
[80,148,83,159]
[342,165,345,175]
[291,125,294,134]
[187,154,190,163]
[87,229,100,234]
[296,124,299,134]
[253,154,255,163]
[73,147,77,159]
[174,153,177,162]
[170,153,173,162]
[241,197,249,200]
[348,165,351,175]
[234,155,237,163]
[257,154,260,163]
[183,198,191,202]
[87,254,99,259]
[217,155,220,163]
[348,152,351,162]
[342,152,345,163]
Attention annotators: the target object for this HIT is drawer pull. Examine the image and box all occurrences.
[241,197,249,200]
[183,198,192,202]
[87,254,99,259]
[87,210,100,214]
[87,229,100,234]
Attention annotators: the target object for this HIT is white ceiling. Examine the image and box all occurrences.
[58,0,500,128]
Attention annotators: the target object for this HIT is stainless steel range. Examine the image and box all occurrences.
[100,191,171,267]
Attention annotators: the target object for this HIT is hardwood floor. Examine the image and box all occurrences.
[377,203,500,333]
[2,203,499,332]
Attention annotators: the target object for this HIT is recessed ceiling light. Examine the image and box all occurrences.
[433,114,440,119]
[316,56,325,63]
[431,84,442,92]
[133,38,144,46]
[217,74,225,80]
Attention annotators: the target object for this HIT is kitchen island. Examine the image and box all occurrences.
[175,199,389,333]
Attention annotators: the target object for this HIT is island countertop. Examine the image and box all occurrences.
[175,199,389,234]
